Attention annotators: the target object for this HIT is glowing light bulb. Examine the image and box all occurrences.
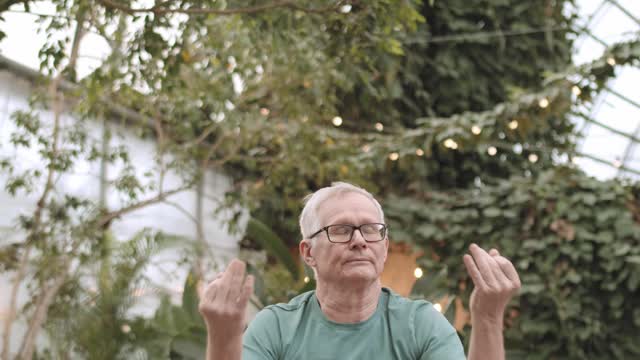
[528,154,538,163]
[414,267,423,279]
[389,152,399,161]
[375,122,384,132]
[488,146,497,156]
[332,116,343,126]
[508,120,518,130]
[415,148,424,156]
[444,139,458,149]
[471,125,482,135]
[607,57,616,66]
[340,4,352,13]
[538,98,549,108]
[304,276,310,283]
[572,86,582,96]
[121,324,131,333]
[260,108,270,116]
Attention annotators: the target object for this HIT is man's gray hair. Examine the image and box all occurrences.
[299,181,385,241]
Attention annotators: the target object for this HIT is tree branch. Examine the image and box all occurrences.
[96,184,192,228]
[97,0,347,15]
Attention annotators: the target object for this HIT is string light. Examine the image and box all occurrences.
[444,138,458,149]
[304,276,310,283]
[340,4,352,13]
[488,146,497,156]
[433,303,443,312]
[414,267,423,279]
[508,120,519,130]
[260,108,270,116]
[538,98,549,108]
[415,148,424,156]
[471,125,482,135]
[362,144,371,153]
[528,154,538,163]
[389,152,399,161]
[332,116,343,126]
[121,324,131,334]
[572,85,582,96]
[375,122,384,132]
[607,57,616,66]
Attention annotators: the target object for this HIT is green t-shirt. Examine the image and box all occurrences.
[243,287,466,359]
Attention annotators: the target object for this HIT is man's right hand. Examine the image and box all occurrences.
[199,259,255,343]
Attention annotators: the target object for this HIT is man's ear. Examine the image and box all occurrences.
[383,238,389,263]
[299,239,316,267]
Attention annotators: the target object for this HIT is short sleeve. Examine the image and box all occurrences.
[413,302,466,360]
[242,308,282,360]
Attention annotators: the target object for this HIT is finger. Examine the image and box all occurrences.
[238,275,254,307]
[225,259,247,303]
[495,256,521,288]
[469,244,498,286]
[489,248,500,257]
[463,254,485,289]
[202,280,219,302]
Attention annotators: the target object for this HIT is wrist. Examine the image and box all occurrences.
[471,312,504,330]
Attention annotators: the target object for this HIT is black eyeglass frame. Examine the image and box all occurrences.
[308,223,388,243]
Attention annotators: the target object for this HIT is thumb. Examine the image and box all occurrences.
[238,275,255,307]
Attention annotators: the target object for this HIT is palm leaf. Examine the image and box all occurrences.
[246,217,299,280]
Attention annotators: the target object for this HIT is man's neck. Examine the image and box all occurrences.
[314,279,382,324]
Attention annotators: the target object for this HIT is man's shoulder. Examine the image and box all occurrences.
[383,287,441,319]
[264,290,315,313]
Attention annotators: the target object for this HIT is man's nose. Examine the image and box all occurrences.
[349,228,368,249]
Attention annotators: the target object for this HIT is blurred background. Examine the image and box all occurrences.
[0,0,639,359]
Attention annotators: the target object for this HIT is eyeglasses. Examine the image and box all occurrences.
[308,223,388,243]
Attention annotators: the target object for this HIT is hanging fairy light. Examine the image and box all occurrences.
[538,98,549,108]
[572,85,582,96]
[508,120,519,130]
[488,146,497,156]
[332,116,343,127]
[375,122,384,132]
[415,148,425,156]
[528,154,539,163]
[607,57,616,66]
[471,125,482,135]
[444,138,458,149]
[414,267,423,279]
[340,4,352,13]
[304,276,310,283]
[389,152,399,161]
[260,107,270,116]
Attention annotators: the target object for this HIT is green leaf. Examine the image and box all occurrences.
[246,217,299,280]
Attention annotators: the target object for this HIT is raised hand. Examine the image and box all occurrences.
[199,259,255,340]
[463,244,521,325]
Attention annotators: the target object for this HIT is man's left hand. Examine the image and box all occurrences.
[463,243,521,325]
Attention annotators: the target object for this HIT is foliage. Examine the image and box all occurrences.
[385,167,640,359]
[36,229,198,360]
[1,0,640,358]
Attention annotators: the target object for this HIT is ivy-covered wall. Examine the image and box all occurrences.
[385,168,640,359]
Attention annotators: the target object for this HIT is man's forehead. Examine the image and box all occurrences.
[317,192,381,223]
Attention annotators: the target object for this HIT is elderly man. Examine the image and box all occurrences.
[199,182,521,359]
